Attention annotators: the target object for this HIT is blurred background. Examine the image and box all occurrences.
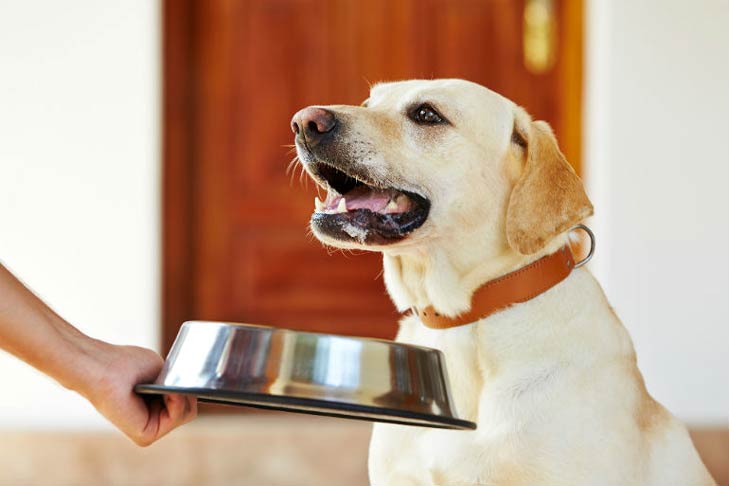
[0,0,726,485]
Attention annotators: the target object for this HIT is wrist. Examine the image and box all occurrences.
[48,318,111,400]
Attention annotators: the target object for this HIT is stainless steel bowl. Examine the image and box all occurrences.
[136,321,475,430]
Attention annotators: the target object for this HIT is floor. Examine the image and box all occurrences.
[0,415,371,486]
[0,417,725,485]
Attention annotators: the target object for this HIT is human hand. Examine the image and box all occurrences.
[0,263,197,446]
[77,341,197,446]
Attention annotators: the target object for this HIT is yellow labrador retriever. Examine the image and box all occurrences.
[291,79,714,486]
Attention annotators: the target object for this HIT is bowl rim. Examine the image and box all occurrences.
[135,383,477,430]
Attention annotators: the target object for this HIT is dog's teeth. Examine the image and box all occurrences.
[314,197,324,212]
[336,198,348,213]
[385,200,398,212]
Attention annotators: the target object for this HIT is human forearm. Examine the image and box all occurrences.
[0,263,103,395]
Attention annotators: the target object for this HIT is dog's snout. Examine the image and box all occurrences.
[291,107,337,144]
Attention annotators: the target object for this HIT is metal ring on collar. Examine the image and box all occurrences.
[569,224,596,268]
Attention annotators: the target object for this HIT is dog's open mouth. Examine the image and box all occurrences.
[308,162,430,245]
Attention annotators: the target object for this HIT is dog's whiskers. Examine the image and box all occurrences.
[286,156,301,186]
[298,164,310,190]
[304,225,316,243]
[286,155,299,174]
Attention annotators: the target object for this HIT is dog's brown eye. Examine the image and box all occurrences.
[411,104,445,125]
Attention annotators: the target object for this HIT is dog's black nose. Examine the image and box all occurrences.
[291,107,337,145]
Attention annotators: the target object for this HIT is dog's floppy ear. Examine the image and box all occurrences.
[506,120,593,255]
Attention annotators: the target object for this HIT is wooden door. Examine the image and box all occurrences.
[163,0,582,351]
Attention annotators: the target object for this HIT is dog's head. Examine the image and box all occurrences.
[292,79,592,256]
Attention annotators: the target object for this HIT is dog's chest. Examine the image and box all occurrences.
[380,316,548,483]
[395,316,482,422]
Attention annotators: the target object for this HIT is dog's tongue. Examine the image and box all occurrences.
[343,186,411,214]
[343,186,390,212]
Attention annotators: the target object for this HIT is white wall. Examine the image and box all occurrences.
[586,0,729,424]
[0,1,160,428]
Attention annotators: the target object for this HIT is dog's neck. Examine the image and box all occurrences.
[382,230,569,317]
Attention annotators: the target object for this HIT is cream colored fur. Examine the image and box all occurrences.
[296,79,714,486]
